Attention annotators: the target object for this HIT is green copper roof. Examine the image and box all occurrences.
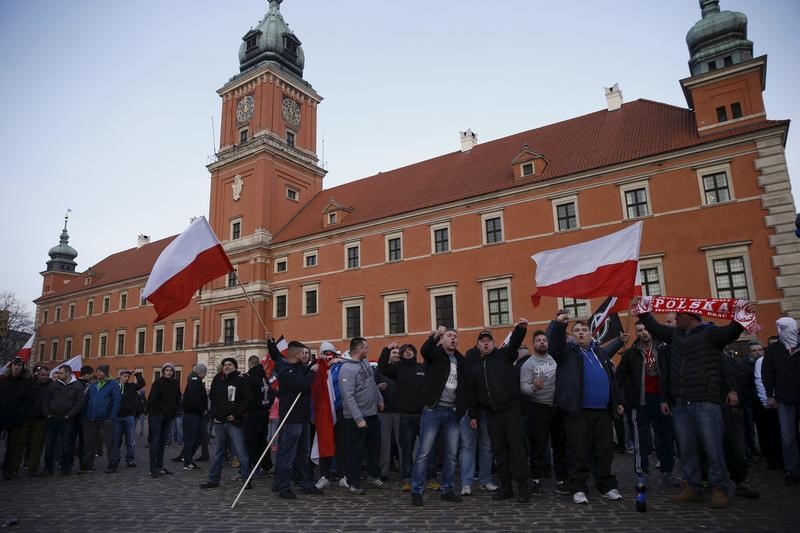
[238,0,305,77]
[46,214,78,272]
[686,0,753,76]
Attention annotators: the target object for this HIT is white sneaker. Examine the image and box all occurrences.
[315,476,330,490]
[573,491,589,504]
[338,476,350,489]
[461,485,472,496]
[480,482,499,492]
[602,488,623,501]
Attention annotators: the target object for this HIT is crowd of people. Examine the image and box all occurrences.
[1,304,799,511]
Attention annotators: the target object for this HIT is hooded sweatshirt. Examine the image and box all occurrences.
[147,374,181,419]
[762,317,800,403]
[338,358,381,424]
[0,368,34,429]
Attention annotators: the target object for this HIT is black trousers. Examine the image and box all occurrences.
[180,413,204,466]
[564,408,617,494]
[244,409,268,470]
[320,409,347,478]
[525,401,567,481]
[343,415,381,488]
[753,402,783,469]
[486,407,528,488]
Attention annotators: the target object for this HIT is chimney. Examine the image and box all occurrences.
[137,234,150,248]
[460,129,477,152]
[604,83,623,111]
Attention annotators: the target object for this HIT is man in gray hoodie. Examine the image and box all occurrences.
[339,337,384,494]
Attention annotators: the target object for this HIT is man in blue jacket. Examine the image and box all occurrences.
[79,365,121,473]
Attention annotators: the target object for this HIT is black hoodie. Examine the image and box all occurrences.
[147,375,181,419]
[468,323,527,416]
[0,368,34,429]
[182,372,208,416]
[246,364,273,412]
[380,352,426,415]
[209,371,251,424]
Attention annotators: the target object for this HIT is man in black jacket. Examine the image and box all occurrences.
[180,364,208,471]
[548,311,626,505]
[200,357,253,489]
[43,364,85,476]
[111,369,145,471]
[244,355,272,476]
[410,326,468,506]
[635,297,751,509]
[147,362,181,478]
[468,319,528,502]
[0,358,34,480]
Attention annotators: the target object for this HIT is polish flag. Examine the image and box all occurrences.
[49,354,83,378]
[310,359,337,464]
[16,335,33,363]
[531,221,643,306]
[142,216,233,322]
[275,336,289,357]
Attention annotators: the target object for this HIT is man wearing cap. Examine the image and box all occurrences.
[111,369,145,471]
[200,356,252,489]
[0,357,34,480]
[43,363,85,476]
[634,297,752,508]
[468,319,529,502]
[180,363,208,470]
[146,362,181,478]
[79,365,121,474]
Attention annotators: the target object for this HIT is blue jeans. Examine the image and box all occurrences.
[275,422,313,492]
[672,401,730,493]
[777,402,799,475]
[630,393,675,476]
[44,417,76,473]
[459,411,493,487]
[411,406,460,494]
[113,416,136,464]
[208,421,251,485]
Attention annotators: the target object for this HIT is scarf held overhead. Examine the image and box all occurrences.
[631,295,760,333]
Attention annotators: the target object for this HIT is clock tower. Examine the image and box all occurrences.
[200,0,325,371]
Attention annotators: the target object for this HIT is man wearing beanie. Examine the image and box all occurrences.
[79,365,121,473]
[200,356,252,489]
[147,362,181,478]
[180,363,208,470]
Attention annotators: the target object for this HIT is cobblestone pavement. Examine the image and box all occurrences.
[1,436,796,532]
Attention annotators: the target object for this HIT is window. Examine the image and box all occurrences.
[431,223,450,254]
[384,293,407,335]
[286,131,295,148]
[638,258,665,297]
[240,128,248,143]
[103,296,110,313]
[245,34,258,51]
[43,310,48,324]
[119,293,127,311]
[51,340,59,362]
[716,106,728,123]
[342,299,363,338]
[386,233,403,262]
[429,285,457,330]
[39,342,46,361]
[724,55,733,67]
[87,299,94,316]
[552,196,579,231]
[68,303,75,319]
[701,171,732,204]
[712,257,748,298]
[83,336,92,358]
[99,333,108,357]
[345,243,360,269]
[55,306,61,322]
[286,188,298,201]
[731,102,742,119]
[174,324,184,351]
[625,188,649,218]
[153,368,161,382]
[302,284,319,315]
[482,212,504,244]
[154,327,164,353]
[174,367,183,384]
[193,320,200,349]
[275,257,287,273]
[116,331,125,356]
[64,338,72,359]
[231,220,241,240]
[304,251,318,268]
[328,213,337,224]
[481,277,512,326]
[223,318,235,345]
[708,61,717,71]
[274,289,288,319]
[136,328,146,354]
[559,297,590,319]
[521,162,534,176]
[228,267,238,288]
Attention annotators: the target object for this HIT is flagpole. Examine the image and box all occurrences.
[234,273,270,338]
[231,391,302,509]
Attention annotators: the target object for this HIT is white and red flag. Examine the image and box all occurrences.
[142,216,233,322]
[531,221,643,307]
[16,335,33,363]
[310,359,337,464]
[275,335,289,357]
[49,354,83,378]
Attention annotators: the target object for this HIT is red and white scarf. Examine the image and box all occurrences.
[631,295,760,334]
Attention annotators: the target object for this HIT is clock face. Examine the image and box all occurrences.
[282,98,301,127]
[236,95,254,123]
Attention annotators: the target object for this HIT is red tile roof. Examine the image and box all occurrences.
[273,99,787,243]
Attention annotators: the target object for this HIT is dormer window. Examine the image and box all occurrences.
[246,34,258,51]
[716,106,728,123]
[724,55,733,67]
[328,213,337,224]
[731,102,742,119]
[283,34,299,57]
[286,187,298,201]
[521,162,534,177]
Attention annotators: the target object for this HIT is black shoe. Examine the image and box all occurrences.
[530,480,543,496]
[554,481,570,495]
[411,493,424,506]
[301,486,323,495]
[160,468,174,475]
[492,488,514,501]
[171,456,183,463]
[126,462,136,468]
[279,490,297,499]
[735,480,760,499]
[440,490,462,502]
[244,481,254,490]
[199,481,219,489]
[105,465,118,474]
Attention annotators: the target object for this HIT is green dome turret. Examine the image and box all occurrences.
[46,212,78,273]
[686,0,753,76]
[238,0,305,78]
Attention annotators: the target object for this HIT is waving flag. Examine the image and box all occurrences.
[16,335,33,363]
[142,216,233,321]
[49,354,83,378]
[531,222,643,306]
[310,359,336,464]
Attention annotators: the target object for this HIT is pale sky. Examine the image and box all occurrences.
[1,0,798,320]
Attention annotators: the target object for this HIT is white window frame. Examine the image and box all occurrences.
[385,232,403,262]
[286,187,299,202]
[118,292,127,311]
[102,295,111,313]
[303,250,318,268]
[430,222,451,254]
[220,312,239,344]
[703,243,755,300]
[273,288,289,319]
[83,335,92,357]
[98,332,108,357]
[68,302,75,319]
[230,217,242,240]
[552,195,580,232]
[328,212,337,224]
[383,292,408,336]
[193,320,200,349]
[64,337,73,358]
[557,297,592,319]
[55,305,61,322]
[274,256,288,273]
[619,179,652,220]
[429,284,458,331]
[638,256,665,297]
[51,339,59,362]
[480,276,513,326]
[153,325,165,353]
[696,162,735,206]
[39,342,46,361]
[116,330,126,356]
[481,211,505,244]
[344,241,361,270]
[302,283,320,316]
[135,327,146,354]
[42,309,48,324]
[521,161,535,177]
[341,297,364,339]
[173,322,186,352]
[86,298,94,316]
[227,264,239,288]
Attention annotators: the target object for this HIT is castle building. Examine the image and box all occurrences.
[32,0,798,382]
